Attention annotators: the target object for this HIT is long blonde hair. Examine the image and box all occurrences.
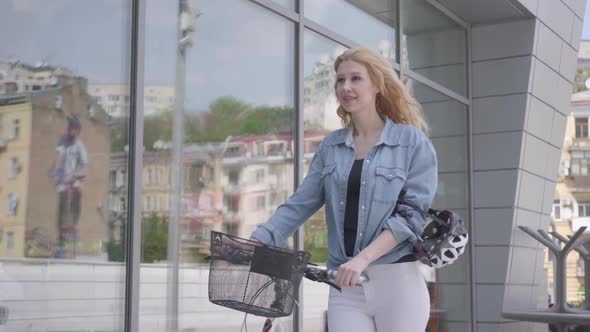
[334,48,428,133]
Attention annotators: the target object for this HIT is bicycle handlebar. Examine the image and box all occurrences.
[325,269,368,285]
[215,246,369,291]
[303,266,368,291]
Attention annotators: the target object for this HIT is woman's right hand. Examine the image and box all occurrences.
[335,255,370,288]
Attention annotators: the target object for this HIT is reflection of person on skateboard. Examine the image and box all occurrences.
[51,116,88,258]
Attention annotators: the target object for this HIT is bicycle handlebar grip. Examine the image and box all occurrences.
[327,270,368,285]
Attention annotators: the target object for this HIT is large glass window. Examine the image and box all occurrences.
[301,26,471,331]
[401,0,467,96]
[141,0,295,330]
[303,29,347,132]
[0,1,130,331]
[304,0,397,62]
[302,28,345,331]
[407,79,471,331]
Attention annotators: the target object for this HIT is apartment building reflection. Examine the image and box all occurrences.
[0,61,75,94]
[0,66,111,259]
[108,130,328,261]
[221,131,328,238]
[88,84,175,118]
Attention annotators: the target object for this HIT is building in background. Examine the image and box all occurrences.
[109,145,224,261]
[107,131,328,262]
[0,75,111,259]
[220,131,326,238]
[547,91,590,306]
[574,41,590,92]
[545,40,590,307]
[303,41,394,131]
[303,54,340,131]
[0,61,75,95]
[88,84,175,118]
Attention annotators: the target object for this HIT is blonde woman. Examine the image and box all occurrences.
[251,47,437,331]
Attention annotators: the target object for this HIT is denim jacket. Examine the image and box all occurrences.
[251,118,438,270]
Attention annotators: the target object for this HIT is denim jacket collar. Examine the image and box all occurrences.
[327,118,401,147]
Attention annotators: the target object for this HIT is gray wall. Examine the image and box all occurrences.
[471,0,586,330]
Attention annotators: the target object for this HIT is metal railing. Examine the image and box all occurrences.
[502,226,590,331]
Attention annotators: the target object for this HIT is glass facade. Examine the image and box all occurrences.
[304,0,397,61]
[0,0,471,331]
[0,1,131,331]
[401,0,467,96]
[410,79,471,331]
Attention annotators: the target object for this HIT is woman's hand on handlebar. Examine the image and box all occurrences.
[335,255,370,288]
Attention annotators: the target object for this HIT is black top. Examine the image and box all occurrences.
[343,158,417,264]
[343,159,364,256]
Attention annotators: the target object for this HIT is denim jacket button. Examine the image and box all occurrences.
[340,201,344,205]
[361,205,365,209]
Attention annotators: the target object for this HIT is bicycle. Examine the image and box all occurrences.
[207,231,367,332]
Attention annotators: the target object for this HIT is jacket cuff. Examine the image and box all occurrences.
[383,215,415,244]
[250,224,284,247]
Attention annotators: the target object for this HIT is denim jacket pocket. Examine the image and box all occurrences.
[373,166,407,204]
[321,164,338,194]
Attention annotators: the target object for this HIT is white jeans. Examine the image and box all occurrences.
[328,262,430,332]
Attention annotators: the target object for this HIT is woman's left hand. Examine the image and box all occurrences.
[335,255,370,288]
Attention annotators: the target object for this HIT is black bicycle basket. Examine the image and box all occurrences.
[208,231,310,318]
